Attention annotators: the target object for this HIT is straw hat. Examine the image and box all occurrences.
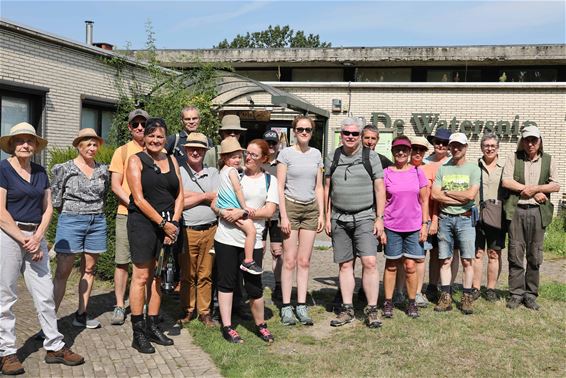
[72,128,104,147]
[183,132,209,149]
[219,115,246,132]
[0,122,48,154]
[220,137,244,154]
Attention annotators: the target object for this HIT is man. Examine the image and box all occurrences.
[165,106,203,167]
[203,114,246,169]
[362,124,393,169]
[502,126,560,310]
[109,108,148,325]
[431,132,480,315]
[178,133,219,326]
[324,117,384,328]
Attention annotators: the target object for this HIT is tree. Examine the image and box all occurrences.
[215,25,331,48]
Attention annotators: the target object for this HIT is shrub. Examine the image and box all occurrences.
[544,212,566,257]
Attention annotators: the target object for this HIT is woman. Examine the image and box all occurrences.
[52,128,109,329]
[126,118,184,354]
[0,123,83,375]
[277,116,324,326]
[213,139,278,343]
[380,136,429,318]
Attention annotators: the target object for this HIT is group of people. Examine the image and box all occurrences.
[0,105,560,373]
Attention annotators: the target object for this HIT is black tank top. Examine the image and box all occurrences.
[128,152,179,216]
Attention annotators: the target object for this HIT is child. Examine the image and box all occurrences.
[217,137,263,275]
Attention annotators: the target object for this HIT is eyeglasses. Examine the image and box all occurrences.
[295,127,312,134]
[131,121,146,128]
[341,131,360,137]
[245,151,261,160]
[482,144,498,149]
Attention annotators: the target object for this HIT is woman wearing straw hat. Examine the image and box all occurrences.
[0,123,84,375]
[51,128,109,330]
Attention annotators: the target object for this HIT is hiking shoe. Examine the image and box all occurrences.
[506,295,523,309]
[271,285,282,301]
[392,291,406,307]
[240,260,263,275]
[198,313,219,328]
[72,311,101,329]
[45,346,84,366]
[364,305,382,328]
[485,289,498,302]
[111,306,126,325]
[330,304,355,327]
[406,301,419,318]
[280,305,297,326]
[415,292,429,308]
[425,285,439,303]
[471,288,481,301]
[434,292,453,312]
[460,293,474,315]
[1,353,24,375]
[257,323,274,343]
[523,295,540,311]
[222,326,243,344]
[178,310,194,325]
[295,305,314,326]
[382,299,394,318]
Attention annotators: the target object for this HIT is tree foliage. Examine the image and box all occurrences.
[215,25,331,48]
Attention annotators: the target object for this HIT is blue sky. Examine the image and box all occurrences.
[1,1,564,49]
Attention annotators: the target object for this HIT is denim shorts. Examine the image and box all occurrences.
[54,213,107,254]
[437,213,475,260]
[384,228,425,260]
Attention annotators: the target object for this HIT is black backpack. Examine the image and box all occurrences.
[329,146,373,179]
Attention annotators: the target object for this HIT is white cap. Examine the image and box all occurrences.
[448,132,468,145]
[521,125,541,139]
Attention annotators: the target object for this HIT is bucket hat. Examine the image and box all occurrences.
[72,128,104,147]
[183,132,209,149]
[410,136,430,151]
[220,137,244,154]
[0,122,48,154]
[426,128,452,144]
[219,115,246,132]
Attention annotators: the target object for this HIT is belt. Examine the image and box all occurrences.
[517,204,539,209]
[442,210,472,217]
[285,195,316,205]
[187,222,217,231]
[16,222,38,232]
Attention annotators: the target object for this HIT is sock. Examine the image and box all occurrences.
[441,285,451,293]
[463,288,473,294]
[297,302,306,307]
[282,303,291,307]
[131,314,144,323]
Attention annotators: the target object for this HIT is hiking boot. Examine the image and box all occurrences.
[415,292,429,308]
[434,292,453,312]
[364,305,382,329]
[1,353,25,375]
[132,318,155,354]
[506,295,523,310]
[256,323,274,343]
[198,313,219,327]
[406,301,419,318]
[72,311,101,329]
[392,291,406,307]
[523,295,540,311]
[295,305,314,326]
[470,288,481,301]
[240,260,263,275]
[222,326,243,344]
[111,306,126,325]
[425,285,439,303]
[271,285,282,301]
[460,293,474,315]
[280,305,297,326]
[330,304,355,327]
[146,315,173,346]
[45,346,84,366]
[382,299,394,318]
[485,289,498,302]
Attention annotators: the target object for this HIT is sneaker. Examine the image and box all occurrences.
[222,326,243,344]
[392,291,406,307]
[271,285,282,301]
[45,346,84,366]
[330,304,355,327]
[240,260,263,275]
[280,305,297,326]
[111,306,126,325]
[471,288,481,301]
[382,299,394,318]
[460,293,474,315]
[415,292,429,308]
[72,311,101,329]
[406,301,419,318]
[485,289,498,302]
[256,323,274,343]
[434,292,453,312]
[506,295,523,309]
[425,285,439,303]
[523,295,540,311]
[1,353,25,375]
[364,305,382,328]
[295,305,314,326]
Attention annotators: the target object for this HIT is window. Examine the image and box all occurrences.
[81,99,116,141]
[498,69,557,82]
[356,68,411,82]
[426,69,482,82]
[292,68,343,82]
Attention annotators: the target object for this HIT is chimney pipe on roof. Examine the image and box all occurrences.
[85,20,94,45]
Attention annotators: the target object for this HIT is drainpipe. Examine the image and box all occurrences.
[85,20,94,45]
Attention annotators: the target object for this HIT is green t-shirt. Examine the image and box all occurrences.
[434,161,481,215]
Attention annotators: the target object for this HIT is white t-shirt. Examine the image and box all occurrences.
[214,173,279,249]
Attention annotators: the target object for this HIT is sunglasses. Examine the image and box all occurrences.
[295,127,313,134]
[433,140,448,146]
[412,147,427,153]
[342,131,360,137]
[131,121,146,128]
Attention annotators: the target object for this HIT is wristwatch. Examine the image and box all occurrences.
[158,218,167,228]
[242,210,250,220]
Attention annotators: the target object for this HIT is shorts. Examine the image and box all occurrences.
[115,214,131,264]
[285,197,319,231]
[476,222,505,251]
[214,241,263,299]
[384,228,424,260]
[262,219,283,243]
[437,213,476,260]
[54,213,106,254]
[127,212,165,265]
[331,218,377,264]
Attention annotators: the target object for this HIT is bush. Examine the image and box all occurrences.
[544,212,566,257]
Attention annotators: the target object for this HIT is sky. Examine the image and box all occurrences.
[1,0,565,49]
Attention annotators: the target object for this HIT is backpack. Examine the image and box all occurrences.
[329,146,373,179]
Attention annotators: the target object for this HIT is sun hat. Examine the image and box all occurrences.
[448,132,468,145]
[219,115,246,132]
[391,138,412,149]
[410,136,430,151]
[128,109,149,123]
[72,128,104,147]
[426,128,452,144]
[521,125,541,139]
[0,122,48,154]
[263,130,279,143]
[183,132,209,149]
[220,137,244,154]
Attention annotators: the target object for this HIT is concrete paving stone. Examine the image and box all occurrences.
[143,357,158,369]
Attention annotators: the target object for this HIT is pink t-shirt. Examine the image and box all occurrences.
[384,166,428,232]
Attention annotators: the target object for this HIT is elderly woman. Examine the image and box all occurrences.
[213,139,278,343]
[126,118,184,354]
[0,123,84,375]
[51,128,109,329]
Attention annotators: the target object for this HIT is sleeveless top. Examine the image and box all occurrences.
[128,152,179,216]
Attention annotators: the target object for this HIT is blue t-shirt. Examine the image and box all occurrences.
[0,159,50,223]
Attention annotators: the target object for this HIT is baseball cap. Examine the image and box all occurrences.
[263,130,279,143]
[128,109,149,123]
[448,133,468,145]
[521,125,541,139]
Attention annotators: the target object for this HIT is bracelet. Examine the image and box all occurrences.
[158,218,167,228]
[422,220,431,225]
[376,215,384,220]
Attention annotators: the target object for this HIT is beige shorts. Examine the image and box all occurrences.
[114,214,131,265]
[285,197,319,231]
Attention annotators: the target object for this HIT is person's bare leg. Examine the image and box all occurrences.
[53,254,76,313]
[218,291,234,327]
[450,249,460,286]
[237,219,257,262]
[439,257,453,287]
[486,249,502,289]
[296,229,316,303]
[130,262,151,315]
[383,260,398,300]
[461,258,474,290]
[78,253,99,314]
[339,260,355,304]
[404,258,418,300]
[415,258,426,294]
[249,297,266,326]
[360,256,378,306]
[472,249,484,290]
[281,230,299,304]
[114,264,129,308]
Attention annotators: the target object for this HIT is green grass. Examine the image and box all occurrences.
[543,215,566,258]
[540,282,566,302]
